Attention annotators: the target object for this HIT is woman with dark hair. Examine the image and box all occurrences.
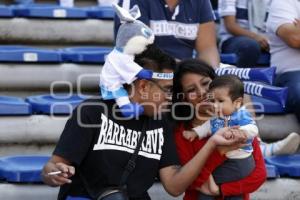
[173,59,266,200]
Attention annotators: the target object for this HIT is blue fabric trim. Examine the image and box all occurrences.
[100,85,129,99]
[236,8,248,20]
[210,108,254,152]
[261,142,267,157]
[270,143,274,156]
[115,47,124,52]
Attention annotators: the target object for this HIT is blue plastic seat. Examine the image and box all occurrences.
[13,4,88,19]
[13,0,34,4]
[26,94,88,115]
[61,47,112,63]
[0,96,32,116]
[221,53,270,66]
[251,95,285,114]
[266,164,279,178]
[0,155,50,183]
[265,154,300,177]
[0,45,62,63]
[0,5,14,17]
[86,6,114,19]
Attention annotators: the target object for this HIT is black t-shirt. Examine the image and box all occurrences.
[54,98,179,200]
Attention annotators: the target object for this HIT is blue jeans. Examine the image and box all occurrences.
[198,156,255,200]
[275,71,300,122]
[221,36,261,68]
[66,197,90,200]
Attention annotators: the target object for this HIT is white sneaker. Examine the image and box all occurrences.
[260,132,300,157]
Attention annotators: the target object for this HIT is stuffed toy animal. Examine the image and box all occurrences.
[100,3,154,117]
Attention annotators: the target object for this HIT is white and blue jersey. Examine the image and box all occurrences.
[194,107,258,159]
[115,0,215,60]
[211,107,255,152]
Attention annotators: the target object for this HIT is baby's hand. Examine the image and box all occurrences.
[223,130,233,140]
[183,130,198,142]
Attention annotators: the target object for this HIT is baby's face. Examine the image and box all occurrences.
[209,87,237,117]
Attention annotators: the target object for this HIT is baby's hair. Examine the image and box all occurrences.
[209,74,244,101]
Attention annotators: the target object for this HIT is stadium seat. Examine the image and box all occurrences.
[244,81,288,108]
[0,96,32,115]
[0,45,62,63]
[0,155,50,182]
[61,46,112,63]
[221,53,270,66]
[13,4,88,19]
[265,154,300,177]
[251,95,286,114]
[216,66,276,85]
[266,164,279,178]
[0,5,14,17]
[26,94,88,115]
[13,0,34,4]
[86,6,115,19]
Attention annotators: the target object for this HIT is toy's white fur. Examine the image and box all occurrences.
[123,35,155,55]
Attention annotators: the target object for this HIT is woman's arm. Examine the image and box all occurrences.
[188,140,226,190]
[174,125,225,190]
[160,135,217,196]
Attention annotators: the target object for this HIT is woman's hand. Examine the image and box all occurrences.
[42,162,75,186]
[208,175,220,196]
[197,175,220,196]
[210,127,247,146]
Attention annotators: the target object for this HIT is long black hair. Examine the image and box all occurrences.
[172,59,216,122]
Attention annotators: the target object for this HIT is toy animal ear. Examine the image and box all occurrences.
[128,5,141,19]
[112,3,141,23]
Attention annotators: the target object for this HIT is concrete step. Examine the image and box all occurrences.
[0,179,300,200]
[0,63,101,90]
[0,18,113,45]
[0,114,298,148]
[0,115,67,144]
[0,144,54,156]
[256,114,300,141]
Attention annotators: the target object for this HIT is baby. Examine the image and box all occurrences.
[183,75,258,200]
